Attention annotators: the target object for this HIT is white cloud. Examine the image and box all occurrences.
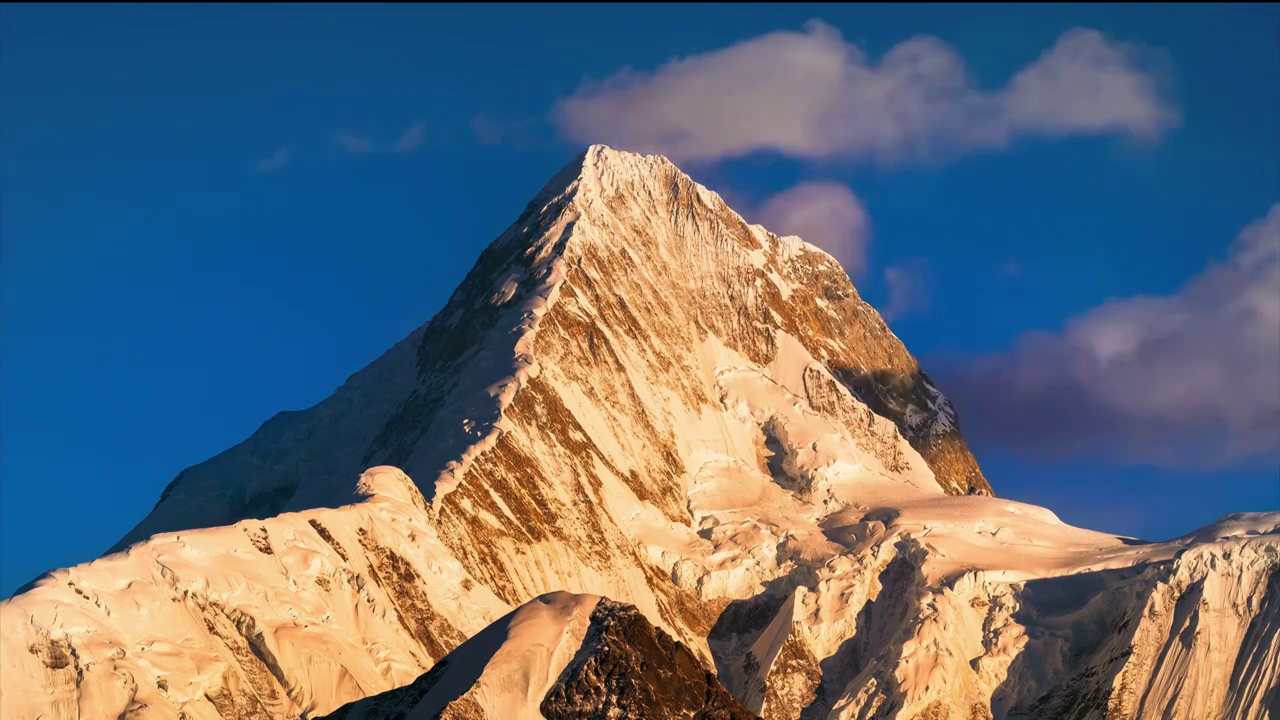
[881,261,932,321]
[553,21,1177,164]
[254,145,292,174]
[755,182,870,274]
[1004,29,1173,141]
[942,204,1280,468]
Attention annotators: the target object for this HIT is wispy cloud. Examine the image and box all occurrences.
[468,113,548,149]
[754,182,870,275]
[471,114,507,145]
[939,204,1280,469]
[253,145,292,174]
[553,22,1177,165]
[391,121,426,154]
[332,121,427,156]
[1000,259,1024,278]
[333,131,375,155]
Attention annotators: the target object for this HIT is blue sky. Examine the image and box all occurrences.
[2,4,1277,596]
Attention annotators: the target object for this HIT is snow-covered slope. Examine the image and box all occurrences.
[2,468,508,718]
[324,591,602,720]
[2,146,1276,720]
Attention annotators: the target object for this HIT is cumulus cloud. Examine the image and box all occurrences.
[552,21,1176,164]
[254,145,292,174]
[755,182,870,274]
[940,204,1280,468]
[1004,29,1173,141]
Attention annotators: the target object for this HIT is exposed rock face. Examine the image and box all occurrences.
[2,146,1276,720]
[540,599,758,720]
[321,595,758,720]
[711,589,822,719]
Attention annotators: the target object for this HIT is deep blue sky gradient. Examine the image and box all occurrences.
[2,4,1278,596]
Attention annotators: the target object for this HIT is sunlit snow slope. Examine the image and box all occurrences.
[2,146,1275,720]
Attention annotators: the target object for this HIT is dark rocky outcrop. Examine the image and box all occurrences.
[541,599,758,720]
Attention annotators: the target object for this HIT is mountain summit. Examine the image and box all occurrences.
[111,144,990,554]
[3,146,1275,720]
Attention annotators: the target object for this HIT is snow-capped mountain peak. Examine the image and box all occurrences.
[3,146,1274,720]
[105,144,990,556]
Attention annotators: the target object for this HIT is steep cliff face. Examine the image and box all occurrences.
[2,146,1275,720]
[538,598,757,720]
